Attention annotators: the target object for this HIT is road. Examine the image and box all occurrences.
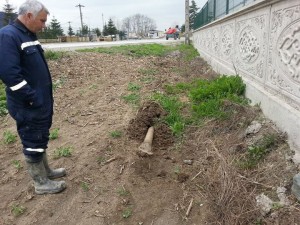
[42,38,184,51]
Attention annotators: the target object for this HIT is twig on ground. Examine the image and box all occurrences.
[191,170,203,181]
[238,174,273,189]
[120,164,125,174]
[186,198,194,217]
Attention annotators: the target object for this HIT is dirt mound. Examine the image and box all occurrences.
[127,101,174,151]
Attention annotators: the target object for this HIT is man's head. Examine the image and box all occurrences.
[18,0,49,33]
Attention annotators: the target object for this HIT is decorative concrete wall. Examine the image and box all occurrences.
[192,0,300,162]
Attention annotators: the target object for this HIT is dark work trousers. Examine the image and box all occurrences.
[10,105,52,163]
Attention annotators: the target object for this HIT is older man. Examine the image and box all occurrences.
[0,0,66,194]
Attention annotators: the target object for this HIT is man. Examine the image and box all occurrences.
[0,0,66,194]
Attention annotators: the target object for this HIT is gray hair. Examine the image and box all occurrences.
[18,0,49,17]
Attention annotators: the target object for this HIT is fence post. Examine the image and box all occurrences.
[226,0,229,14]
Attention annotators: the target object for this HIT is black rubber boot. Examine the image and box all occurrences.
[43,153,66,179]
[25,157,66,194]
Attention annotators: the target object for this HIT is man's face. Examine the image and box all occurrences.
[27,10,48,33]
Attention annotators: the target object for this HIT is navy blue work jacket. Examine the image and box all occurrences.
[0,20,53,128]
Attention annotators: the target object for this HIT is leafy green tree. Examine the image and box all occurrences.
[189,0,199,29]
[37,17,64,39]
[107,18,117,35]
[93,28,101,37]
[68,25,75,36]
[181,24,185,33]
[49,17,64,37]
[81,24,89,36]
[2,0,16,26]
[118,30,126,40]
[102,24,108,36]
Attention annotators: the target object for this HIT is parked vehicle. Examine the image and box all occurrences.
[165,26,180,40]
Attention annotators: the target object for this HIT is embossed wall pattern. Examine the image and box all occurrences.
[193,0,300,109]
[192,0,300,158]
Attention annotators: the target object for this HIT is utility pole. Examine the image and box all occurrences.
[185,0,190,44]
[76,4,85,34]
[102,13,104,28]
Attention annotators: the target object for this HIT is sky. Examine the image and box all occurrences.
[7,0,207,33]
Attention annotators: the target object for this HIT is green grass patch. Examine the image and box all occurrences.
[152,93,185,136]
[78,44,169,57]
[127,82,141,92]
[0,81,7,116]
[80,181,90,192]
[49,128,59,140]
[54,146,72,158]
[77,43,199,60]
[190,75,247,119]
[122,93,140,105]
[44,50,65,60]
[110,130,122,138]
[3,131,17,144]
[12,160,22,170]
[122,207,132,218]
[11,203,26,217]
[117,186,129,196]
[151,75,247,137]
[138,68,158,76]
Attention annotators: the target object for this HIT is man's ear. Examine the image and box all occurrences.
[26,12,33,21]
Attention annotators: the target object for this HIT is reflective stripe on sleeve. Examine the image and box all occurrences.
[25,148,45,153]
[21,40,41,50]
[10,80,27,91]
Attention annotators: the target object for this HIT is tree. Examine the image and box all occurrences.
[181,24,185,33]
[2,0,16,26]
[122,14,156,38]
[93,28,101,37]
[68,25,75,36]
[189,0,199,29]
[37,17,64,39]
[107,18,117,35]
[102,24,108,36]
[81,24,89,36]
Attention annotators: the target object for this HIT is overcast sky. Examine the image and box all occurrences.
[8,0,207,32]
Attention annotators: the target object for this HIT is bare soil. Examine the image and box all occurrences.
[0,48,300,225]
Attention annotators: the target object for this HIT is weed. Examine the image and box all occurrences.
[127,82,141,92]
[49,128,59,140]
[138,68,158,76]
[3,131,17,144]
[11,204,26,217]
[117,186,129,196]
[12,160,22,170]
[97,156,106,164]
[80,181,90,192]
[122,207,132,218]
[52,76,67,90]
[122,93,140,105]
[44,51,64,60]
[139,75,155,84]
[238,134,277,169]
[272,202,283,210]
[174,165,181,174]
[54,146,72,158]
[110,130,122,138]
[89,84,98,89]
